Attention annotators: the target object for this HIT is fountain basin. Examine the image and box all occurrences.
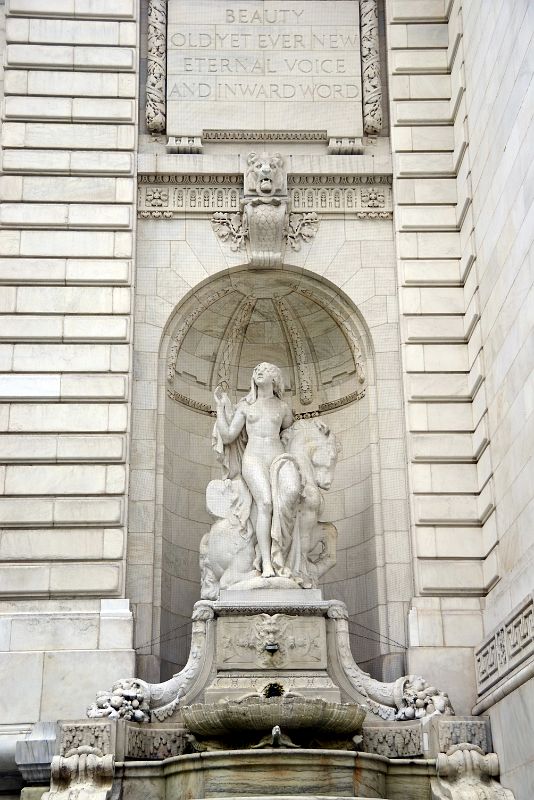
[181,695,366,737]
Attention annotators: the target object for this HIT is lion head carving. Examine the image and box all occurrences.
[245,152,286,196]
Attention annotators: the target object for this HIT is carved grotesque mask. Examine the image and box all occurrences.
[245,152,286,196]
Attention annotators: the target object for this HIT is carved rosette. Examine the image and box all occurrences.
[146,0,167,133]
[360,0,383,136]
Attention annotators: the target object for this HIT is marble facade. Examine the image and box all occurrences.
[0,0,532,798]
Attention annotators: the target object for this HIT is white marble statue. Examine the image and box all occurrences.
[200,363,339,598]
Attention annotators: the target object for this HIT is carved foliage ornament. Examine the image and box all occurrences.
[273,295,313,406]
[360,0,383,136]
[211,210,319,257]
[294,285,366,386]
[126,727,186,760]
[362,725,423,758]
[146,0,166,133]
[87,602,215,724]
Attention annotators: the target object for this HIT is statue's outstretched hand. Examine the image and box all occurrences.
[214,385,228,406]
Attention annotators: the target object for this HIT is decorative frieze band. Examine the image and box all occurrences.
[475,593,533,697]
[138,175,393,219]
[203,130,328,143]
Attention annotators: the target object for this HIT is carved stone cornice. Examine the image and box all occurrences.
[138,174,393,219]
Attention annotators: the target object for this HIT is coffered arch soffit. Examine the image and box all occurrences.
[165,268,373,418]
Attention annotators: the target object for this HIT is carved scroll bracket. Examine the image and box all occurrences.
[432,744,515,799]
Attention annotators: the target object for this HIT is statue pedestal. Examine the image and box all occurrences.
[205,590,340,703]
[218,589,324,606]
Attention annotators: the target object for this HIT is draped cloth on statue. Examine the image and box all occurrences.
[270,452,305,584]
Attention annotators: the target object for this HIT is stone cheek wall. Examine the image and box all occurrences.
[462,1,534,794]
[388,0,534,795]
[387,0,490,714]
[0,0,137,725]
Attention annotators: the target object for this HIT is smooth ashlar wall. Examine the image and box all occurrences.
[462,1,534,794]
[0,0,138,730]
[386,0,534,794]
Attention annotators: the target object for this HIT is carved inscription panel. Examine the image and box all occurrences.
[167,0,363,138]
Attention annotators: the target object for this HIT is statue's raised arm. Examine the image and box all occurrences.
[214,384,247,444]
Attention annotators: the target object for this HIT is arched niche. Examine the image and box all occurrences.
[156,267,388,680]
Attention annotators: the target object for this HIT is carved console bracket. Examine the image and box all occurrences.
[432,744,515,799]
[167,136,203,153]
[328,138,364,155]
[42,750,114,800]
[207,153,320,267]
[326,602,454,722]
[88,603,215,723]
[212,208,320,265]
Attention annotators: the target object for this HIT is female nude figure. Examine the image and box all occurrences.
[214,363,293,577]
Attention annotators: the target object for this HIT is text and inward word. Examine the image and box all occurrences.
[168,5,361,103]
